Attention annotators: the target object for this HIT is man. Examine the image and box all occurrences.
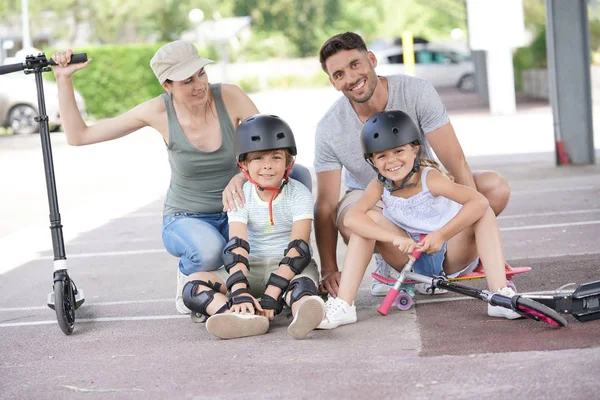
[313,32,510,297]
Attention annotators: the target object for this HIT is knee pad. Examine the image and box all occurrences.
[223,237,251,273]
[182,280,226,317]
[279,239,311,274]
[287,277,317,308]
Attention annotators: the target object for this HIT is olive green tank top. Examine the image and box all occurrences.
[162,84,238,215]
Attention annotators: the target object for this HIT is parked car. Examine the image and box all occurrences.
[0,73,86,134]
[373,44,476,92]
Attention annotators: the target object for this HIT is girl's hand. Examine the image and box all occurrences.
[416,231,445,254]
[230,294,263,315]
[51,49,91,79]
[392,236,417,258]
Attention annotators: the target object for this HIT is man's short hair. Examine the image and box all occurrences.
[319,32,368,74]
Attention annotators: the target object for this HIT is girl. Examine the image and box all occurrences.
[318,110,521,329]
[182,114,325,339]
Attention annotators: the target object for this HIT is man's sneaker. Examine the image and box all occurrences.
[372,254,392,296]
[288,296,325,339]
[371,279,389,296]
[206,313,269,339]
[316,297,357,330]
[415,283,448,295]
[176,269,191,315]
[487,286,523,320]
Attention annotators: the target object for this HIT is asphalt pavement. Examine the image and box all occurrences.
[1,88,599,399]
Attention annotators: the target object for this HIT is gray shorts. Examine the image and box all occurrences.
[213,258,320,300]
[336,189,384,224]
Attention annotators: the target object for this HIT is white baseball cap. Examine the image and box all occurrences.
[150,41,214,84]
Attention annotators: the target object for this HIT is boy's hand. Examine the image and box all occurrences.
[416,231,444,254]
[258,308,276,321]
[230,294,263,315]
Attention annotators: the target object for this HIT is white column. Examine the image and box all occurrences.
[21,0,32,49]
[486,48,516,115]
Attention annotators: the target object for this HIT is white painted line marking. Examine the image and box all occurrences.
[0,315,189,328]
[36,249,166,260]
[500,220,600,231]
[511,186,596,195]
[0,298,172,312]
[499,209,600,219]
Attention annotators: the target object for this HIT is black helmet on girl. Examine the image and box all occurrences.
[360,110,422,191]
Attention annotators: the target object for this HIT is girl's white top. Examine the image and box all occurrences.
[382,167,462,242]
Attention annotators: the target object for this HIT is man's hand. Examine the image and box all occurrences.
[319,270,341,298]
[222,173,246,212]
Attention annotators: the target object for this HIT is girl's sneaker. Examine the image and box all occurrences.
[487,286,523,320]
[288,296,326,339]
[206,313,269,339]
[316,297,357,330]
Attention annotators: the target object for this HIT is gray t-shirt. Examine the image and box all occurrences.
[314,74,450,190]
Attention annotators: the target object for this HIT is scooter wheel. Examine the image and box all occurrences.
[191,312,207,323]
[395,293,413,311]
[54,279,75,335]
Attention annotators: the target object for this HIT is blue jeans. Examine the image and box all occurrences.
[412,241,479,278]
[162,212,229,276]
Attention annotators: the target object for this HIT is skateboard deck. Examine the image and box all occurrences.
[372,266,532,286]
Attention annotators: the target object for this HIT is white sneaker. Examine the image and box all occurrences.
[372,254,392,296]
[316,297,357,330]
[415,283,448,295]
[371,279,389,296]
[487,286,523,320]
[206,313,269,339]
[288,296,326,339]
[176,269,191,315]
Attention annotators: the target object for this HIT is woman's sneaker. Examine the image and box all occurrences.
[176,269,191,314]
[316,297,357,330]
[372,254,391,296]
[206,313,269,339]
[288,296,325,339]
[487,286,523,320]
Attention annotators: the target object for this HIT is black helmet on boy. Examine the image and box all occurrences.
[235,114,297,225]
[360,110,422,192]
[236,114,297,162]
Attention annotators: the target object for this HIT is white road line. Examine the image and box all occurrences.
[36,249,166,260]
[500,220,600,231]
[499,209,600,219]
[0,315,189,328]
[0,298,172,312]
[511,186,596,195]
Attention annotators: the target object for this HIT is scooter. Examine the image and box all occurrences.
[377,235,569,328]
[0,52,87,335]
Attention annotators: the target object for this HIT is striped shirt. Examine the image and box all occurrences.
[228,179,314,260]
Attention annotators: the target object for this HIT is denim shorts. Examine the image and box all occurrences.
[412,241,479,278]
[162,212,229,276]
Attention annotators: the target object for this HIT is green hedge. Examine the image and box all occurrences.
[45,43,166,119]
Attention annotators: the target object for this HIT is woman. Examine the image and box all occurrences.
[51,41,309,314]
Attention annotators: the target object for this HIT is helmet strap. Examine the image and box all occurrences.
[237,160,294,225]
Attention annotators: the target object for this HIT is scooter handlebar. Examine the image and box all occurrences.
[0,53,88,75]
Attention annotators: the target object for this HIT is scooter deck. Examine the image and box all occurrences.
[372,266,532,286]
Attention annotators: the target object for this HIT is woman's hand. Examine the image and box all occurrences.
[415,231,445,254]
[258,308,276,321]
[230,294,263,315]
[222,173,246,212]
[51,49,91,79]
